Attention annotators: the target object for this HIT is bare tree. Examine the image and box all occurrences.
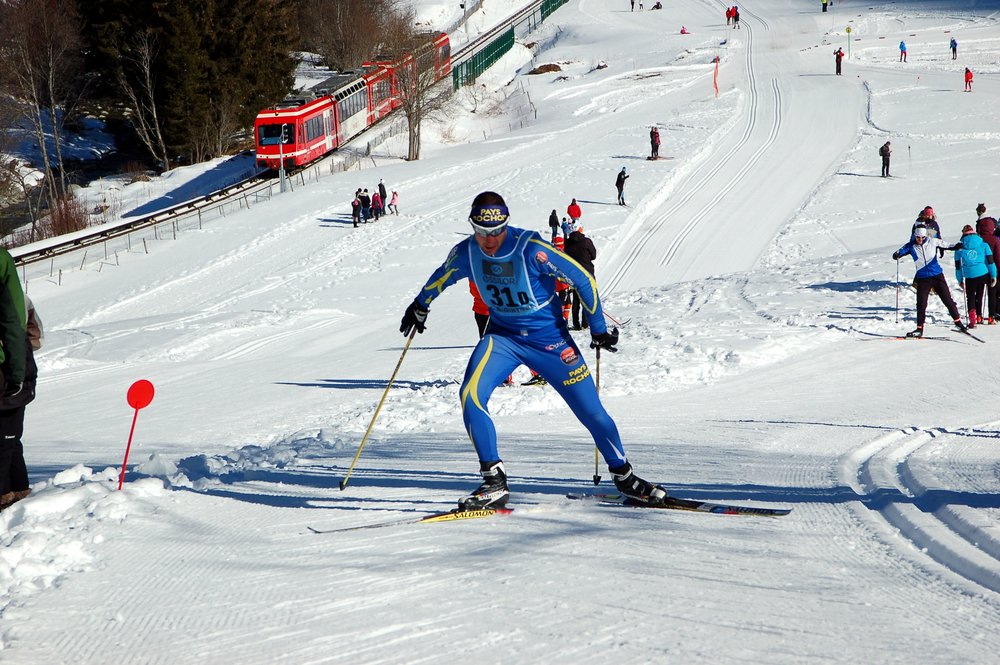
[388,23,455,161]
[0,0,84,211]
[299,0,407,72]
[118,31,172,171]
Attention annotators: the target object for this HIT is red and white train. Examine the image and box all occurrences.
[254,33,451,171]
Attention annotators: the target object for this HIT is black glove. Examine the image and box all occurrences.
[892,252,899,260]
[3,381,23,399]
[400,300,429,336]
[590,327,619,353]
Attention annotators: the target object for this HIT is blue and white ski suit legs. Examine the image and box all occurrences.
[459,329,627,468]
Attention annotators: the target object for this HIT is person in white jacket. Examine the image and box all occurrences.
[892,225,965,337]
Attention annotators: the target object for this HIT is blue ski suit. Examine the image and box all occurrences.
[413,226,627,468]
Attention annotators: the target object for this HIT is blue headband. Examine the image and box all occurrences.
[469,205,509,227]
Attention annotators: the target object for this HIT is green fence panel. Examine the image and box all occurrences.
[453,28,516,89]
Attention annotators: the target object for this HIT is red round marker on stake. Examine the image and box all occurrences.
[119,380,155,490]
[127,379,155,410]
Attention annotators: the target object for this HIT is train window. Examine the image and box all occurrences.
[305,115,324,142]
[259,123,291,146]
[340,88,367,119]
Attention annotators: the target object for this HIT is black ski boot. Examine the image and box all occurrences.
[610,462,668,505]
[459,461,510,511]
[905,327,923,338]
[522,375,547,386]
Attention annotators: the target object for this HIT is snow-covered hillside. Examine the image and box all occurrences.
[4,0,1000,662]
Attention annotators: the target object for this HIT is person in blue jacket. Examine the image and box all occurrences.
[399,191,667,510]
[899,40,907,62]
[950,37,958,60]
[893,224,965,337]
[950,224,997,328]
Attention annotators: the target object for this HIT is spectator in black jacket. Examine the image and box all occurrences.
[565,228,597,330]
[548,209,560,242]
[615,167,629,206]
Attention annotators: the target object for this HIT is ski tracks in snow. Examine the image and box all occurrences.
[839,426,1000,597]
[604,8,781,293]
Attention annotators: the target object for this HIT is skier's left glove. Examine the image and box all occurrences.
[590,327,619,353]
[400,300,429,336]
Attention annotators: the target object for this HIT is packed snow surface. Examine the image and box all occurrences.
[4,0,1000,663]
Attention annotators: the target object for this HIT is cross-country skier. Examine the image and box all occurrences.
[912,206,941,239]
[892,225,966,337]
[950,225,996,328]
[975,204,1000,323]
[615,167,629,205]
[399,191,666,510]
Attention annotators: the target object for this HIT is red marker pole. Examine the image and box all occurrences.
[119,379,155,490]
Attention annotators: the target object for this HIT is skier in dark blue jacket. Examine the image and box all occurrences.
[893,225,965,337]
[400,191,666,510]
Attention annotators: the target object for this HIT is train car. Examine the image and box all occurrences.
[254,95,336,170]
[253,32,451,171]
[429,32,452,80]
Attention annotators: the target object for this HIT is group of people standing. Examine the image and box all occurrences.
[894,38,973,90]
[725,5,740,27]
[351,179,399,228]
[893,204,1000,337]
[543,199,599,331]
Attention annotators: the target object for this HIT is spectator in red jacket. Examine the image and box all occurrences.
[566,198,582,227]
[965,68,974,92]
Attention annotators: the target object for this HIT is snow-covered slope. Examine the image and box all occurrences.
[4,0,1000,662]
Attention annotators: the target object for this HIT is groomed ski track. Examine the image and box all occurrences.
[7,0,1000,663]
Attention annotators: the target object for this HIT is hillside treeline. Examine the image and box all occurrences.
[0,0,409,243]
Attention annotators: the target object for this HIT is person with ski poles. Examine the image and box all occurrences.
[947,225,996,328]
[892,224,966,338]
[615,167,629,206]
[399,191,666,510]
[974,203,1000,324]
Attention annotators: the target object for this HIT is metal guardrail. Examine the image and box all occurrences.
[12,167,272,266]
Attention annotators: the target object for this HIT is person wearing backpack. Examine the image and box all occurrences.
[879,141,892,177]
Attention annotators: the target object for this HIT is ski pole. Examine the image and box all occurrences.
[593,347,602,486]
[339,329,417,491]
[895,258,900,324]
